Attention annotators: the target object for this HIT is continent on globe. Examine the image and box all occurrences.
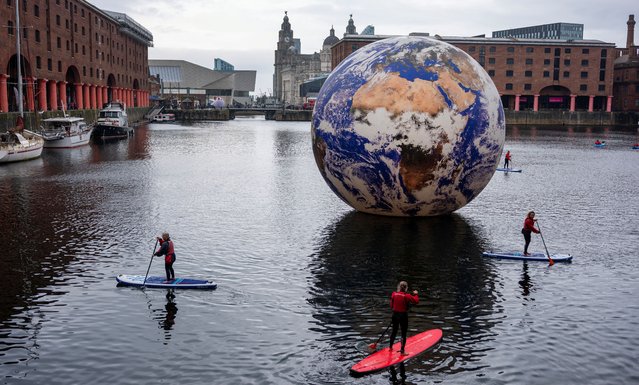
[311,36,505,216]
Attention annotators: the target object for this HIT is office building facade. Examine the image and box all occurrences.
[492,23,584,40]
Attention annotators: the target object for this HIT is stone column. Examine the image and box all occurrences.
[90,85,97,109]
[38,79,48,111]
[588,95,594,112]
[97,85,103,109]
[48,80,58,111]
[570,94,576,112]
[25,77,35,112]
[606,96,613,112]
[102,86,108,104]
[514,94,520,111]
[533,94,539,112]
[58,81,67,110]
[83,84,90,110]
[75,83,84,109]
[0,74,8,113]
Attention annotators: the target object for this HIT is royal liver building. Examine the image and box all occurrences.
[273,12,344,105]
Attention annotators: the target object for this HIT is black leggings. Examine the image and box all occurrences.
[165,256,175,280]
[523,230,532,254]
[389,312,408,351]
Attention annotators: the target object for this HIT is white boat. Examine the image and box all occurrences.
[153,113,176,122]
[92,102,132,139]
[40,116,93,148]
[0,2,44,164]
[0,129,44,163]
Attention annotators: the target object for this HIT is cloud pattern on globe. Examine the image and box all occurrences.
[312,36,505,216]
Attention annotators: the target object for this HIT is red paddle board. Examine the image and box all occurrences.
[351,328,443,375]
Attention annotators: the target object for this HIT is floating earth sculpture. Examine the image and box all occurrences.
[311,36,505,216]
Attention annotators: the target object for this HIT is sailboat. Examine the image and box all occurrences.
[0,1,43,163]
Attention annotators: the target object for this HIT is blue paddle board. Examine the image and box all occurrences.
[593,143,606,148]
[482,251,572,262]
[496,167,522,173]
[116,274,217,289]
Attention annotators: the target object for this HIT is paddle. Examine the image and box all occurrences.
[368,322,392,350]
[143,238,159,286]
[535,220,554,266]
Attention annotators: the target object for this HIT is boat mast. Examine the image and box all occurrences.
[15,0,24,118]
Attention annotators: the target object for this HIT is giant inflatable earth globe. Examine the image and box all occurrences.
[311,36,505,216]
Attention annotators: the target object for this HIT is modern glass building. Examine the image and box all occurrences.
[214,58,235,72]
[492,23,584,40]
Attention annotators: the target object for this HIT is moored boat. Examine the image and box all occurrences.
[0,128,44,163]
[40,116,93,148]
[152,113,176,122]
[92,102,132,140]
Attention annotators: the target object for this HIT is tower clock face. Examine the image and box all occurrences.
[284,37,290,43]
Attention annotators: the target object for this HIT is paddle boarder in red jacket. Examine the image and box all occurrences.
[389,281,419,355]
[155,232,176,282]
[504,150,511,169]
[522,211,540,256]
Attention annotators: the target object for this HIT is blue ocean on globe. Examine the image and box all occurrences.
[312,36,505,216]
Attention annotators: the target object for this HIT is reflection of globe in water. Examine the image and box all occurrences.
[312,36,505,216]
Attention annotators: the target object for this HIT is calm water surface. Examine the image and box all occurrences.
[1,117,638,384]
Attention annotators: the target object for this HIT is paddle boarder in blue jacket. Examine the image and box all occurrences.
[522,211,540,256]
[155,232,176,282]
[389,281,419,355]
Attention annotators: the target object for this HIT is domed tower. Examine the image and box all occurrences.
[321,26,339,72]
[345,14,357,36]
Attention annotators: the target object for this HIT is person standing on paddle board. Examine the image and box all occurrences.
[155,232,176,282]
[504,150,511,169]
[522,211,540,256]
[389,281,419,355]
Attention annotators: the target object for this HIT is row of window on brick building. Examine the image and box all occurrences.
[6,0,145,77]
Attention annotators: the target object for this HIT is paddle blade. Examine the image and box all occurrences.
[548,258,555,266]
[368,343,378,350]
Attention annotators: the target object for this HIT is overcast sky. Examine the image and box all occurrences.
[88,0,637,96]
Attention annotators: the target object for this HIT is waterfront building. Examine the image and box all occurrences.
[332,33,615,112]
[149,60,256,108]
[274,12,349,105]
[493,23,584,40]
[613,15,639,112]
[214,58,234,72]
[0,0,153,113]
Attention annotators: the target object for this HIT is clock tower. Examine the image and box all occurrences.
[274,11,295,102]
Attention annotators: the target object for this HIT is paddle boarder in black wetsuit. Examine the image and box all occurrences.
[155,232,176,283]
[389,281,419,355]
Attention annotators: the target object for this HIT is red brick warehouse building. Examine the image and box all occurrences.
[331,34,616,112]
[0,0,153,113]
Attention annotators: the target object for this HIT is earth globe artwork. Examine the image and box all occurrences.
[311,36,505,216]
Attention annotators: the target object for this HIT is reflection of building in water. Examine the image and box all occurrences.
[307,212,499,377]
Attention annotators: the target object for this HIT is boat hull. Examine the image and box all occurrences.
[92,124,133,140]
[43,131,93,148]
[0,132,44,163]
